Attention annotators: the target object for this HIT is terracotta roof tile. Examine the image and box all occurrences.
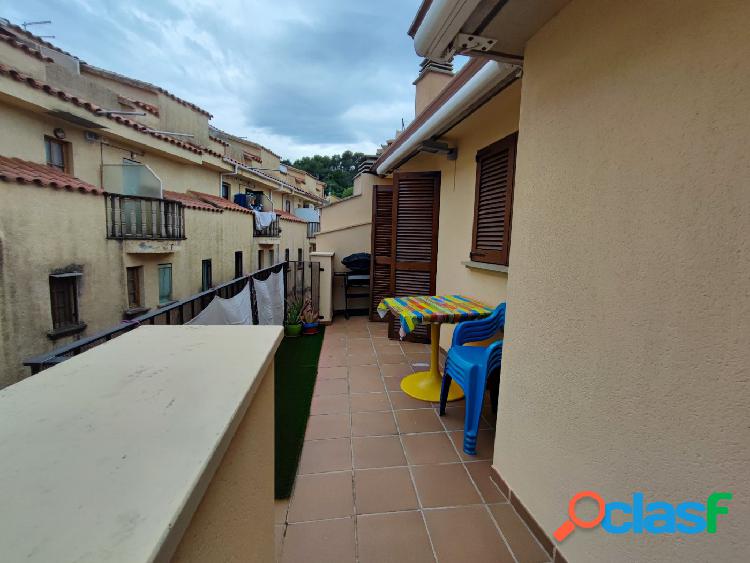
[0,34,54,62]
[276,210,306,224]
[189,190,251,214]
[0,155,102,194]
[0,62,203,155]
[118,95,159,116]
[163,190,221,212]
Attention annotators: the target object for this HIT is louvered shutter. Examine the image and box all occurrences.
[369,185,394,321]
[471,132,518,266]
[389,172,440,343]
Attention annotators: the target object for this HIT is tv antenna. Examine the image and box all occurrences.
[21,20,55,39]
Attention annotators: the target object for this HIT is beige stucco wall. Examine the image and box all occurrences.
[494,1,749,562]
[279,218,310,264]
[0,184,124,387]
[173,359,274,563]
[396,80,521,345]
[414,70,454,116]
[317,173,385,312]
[0,42,46,79]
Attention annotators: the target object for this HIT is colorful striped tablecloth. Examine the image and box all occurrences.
[377,295,494,337]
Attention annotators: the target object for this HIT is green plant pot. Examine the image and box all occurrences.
[285,323,303,337]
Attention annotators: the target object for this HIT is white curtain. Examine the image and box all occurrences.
[186,283,252,325]
[254,269,284,325]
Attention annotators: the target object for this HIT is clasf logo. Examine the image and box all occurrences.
[554,491,732,542]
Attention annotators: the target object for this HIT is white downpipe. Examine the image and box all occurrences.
[376,61,518,175]
[414,0,482,61]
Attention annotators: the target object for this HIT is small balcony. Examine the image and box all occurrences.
[306,221,320,238]
[254,215,281,238]
[105,194,185,242]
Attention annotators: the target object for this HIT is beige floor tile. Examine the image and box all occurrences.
[298,438,351,474]
[281,518,356,563]
[317,366,347,380]
[287,472,354,522]
[388,390,433,410]
[313,378,348,396]
[380,363,415,378]
[348,364,380,378]
[395,409,444,434]
[424,505,515,562]
[310,394,349,415]
[354,467,419,514]
[378,352,408,365]
[402,432,460,465]
[350,392,390,413]
[319,354,346,368]
[352,435,406,469]
[448,429,495,461]
[465,461,508,504]
[489,504,552,563]
[305,414,351,440]
[357,511,435,563]
[351,411,397,437]
[347,354,377,367]
[349,374,386,393]
[275,499,289,524]
[411,463,482,508]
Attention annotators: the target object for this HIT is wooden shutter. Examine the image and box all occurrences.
[389,172,440,342]
[369,185,394,321]
[471,132,517,266]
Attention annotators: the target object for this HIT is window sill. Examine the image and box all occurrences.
[47,323,87,341]
[123,307,149,319]
[462,260,509,274]
[158,300,177,308]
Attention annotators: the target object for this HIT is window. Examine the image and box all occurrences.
[234,251,243,278]
[297,248,303,262]
[285,248,290,262]
[221,182,231,200]
[45,136,69,173]
[471,132,518,266]
[258,250,263,270]
[126,266,143,308]
[158,264,173,304]
[285,199,291,213]
[269,250,275,265]
[202,259,213,291]
[49,273,81,330]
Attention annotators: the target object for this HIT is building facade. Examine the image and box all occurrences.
[0,21,325,387]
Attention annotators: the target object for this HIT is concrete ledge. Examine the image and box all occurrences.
[461,260,509,274]
[0,325,282,563]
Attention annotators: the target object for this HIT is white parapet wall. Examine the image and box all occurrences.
[0,325,282,563]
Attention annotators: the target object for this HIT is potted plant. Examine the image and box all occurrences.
[301,300,320,335]
[284,297,304,337]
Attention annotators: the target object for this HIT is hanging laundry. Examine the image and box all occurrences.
[253,268,284,325]
[187,283,252,325]
[252,210,277,229]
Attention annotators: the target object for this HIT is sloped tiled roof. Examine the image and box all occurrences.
[0,155,102,194]
[0,62,203,155]
[241,165,326,204]
[118,95,159,117]
[80,63,212,118]
[189,190,251,214]
[0,33,53,62]
[163,190,221,212]
[276,210,306,224]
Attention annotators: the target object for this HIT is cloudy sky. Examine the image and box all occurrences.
[1,0,427,160]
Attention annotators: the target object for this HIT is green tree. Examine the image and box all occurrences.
[282,151,365,198]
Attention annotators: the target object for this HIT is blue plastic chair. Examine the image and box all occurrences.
[439,303,506,455]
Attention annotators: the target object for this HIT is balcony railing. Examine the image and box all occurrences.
[106,194,185,240]
[254,216,280,237]
[24,261,320,375]
[307,221,320,238]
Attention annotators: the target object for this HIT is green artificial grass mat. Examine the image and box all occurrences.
[274,326,325,499]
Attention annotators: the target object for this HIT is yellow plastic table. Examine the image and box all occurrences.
[377,295,494,402]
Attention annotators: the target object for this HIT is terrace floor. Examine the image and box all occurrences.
[275,315,551,563]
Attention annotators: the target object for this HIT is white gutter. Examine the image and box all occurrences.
[376,61,519,175]
[414,0,482,61]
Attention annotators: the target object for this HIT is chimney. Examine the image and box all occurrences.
[413,58,454,116]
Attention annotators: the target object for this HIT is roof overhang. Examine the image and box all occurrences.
[375,60,519,175]
[413,0,571,63]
